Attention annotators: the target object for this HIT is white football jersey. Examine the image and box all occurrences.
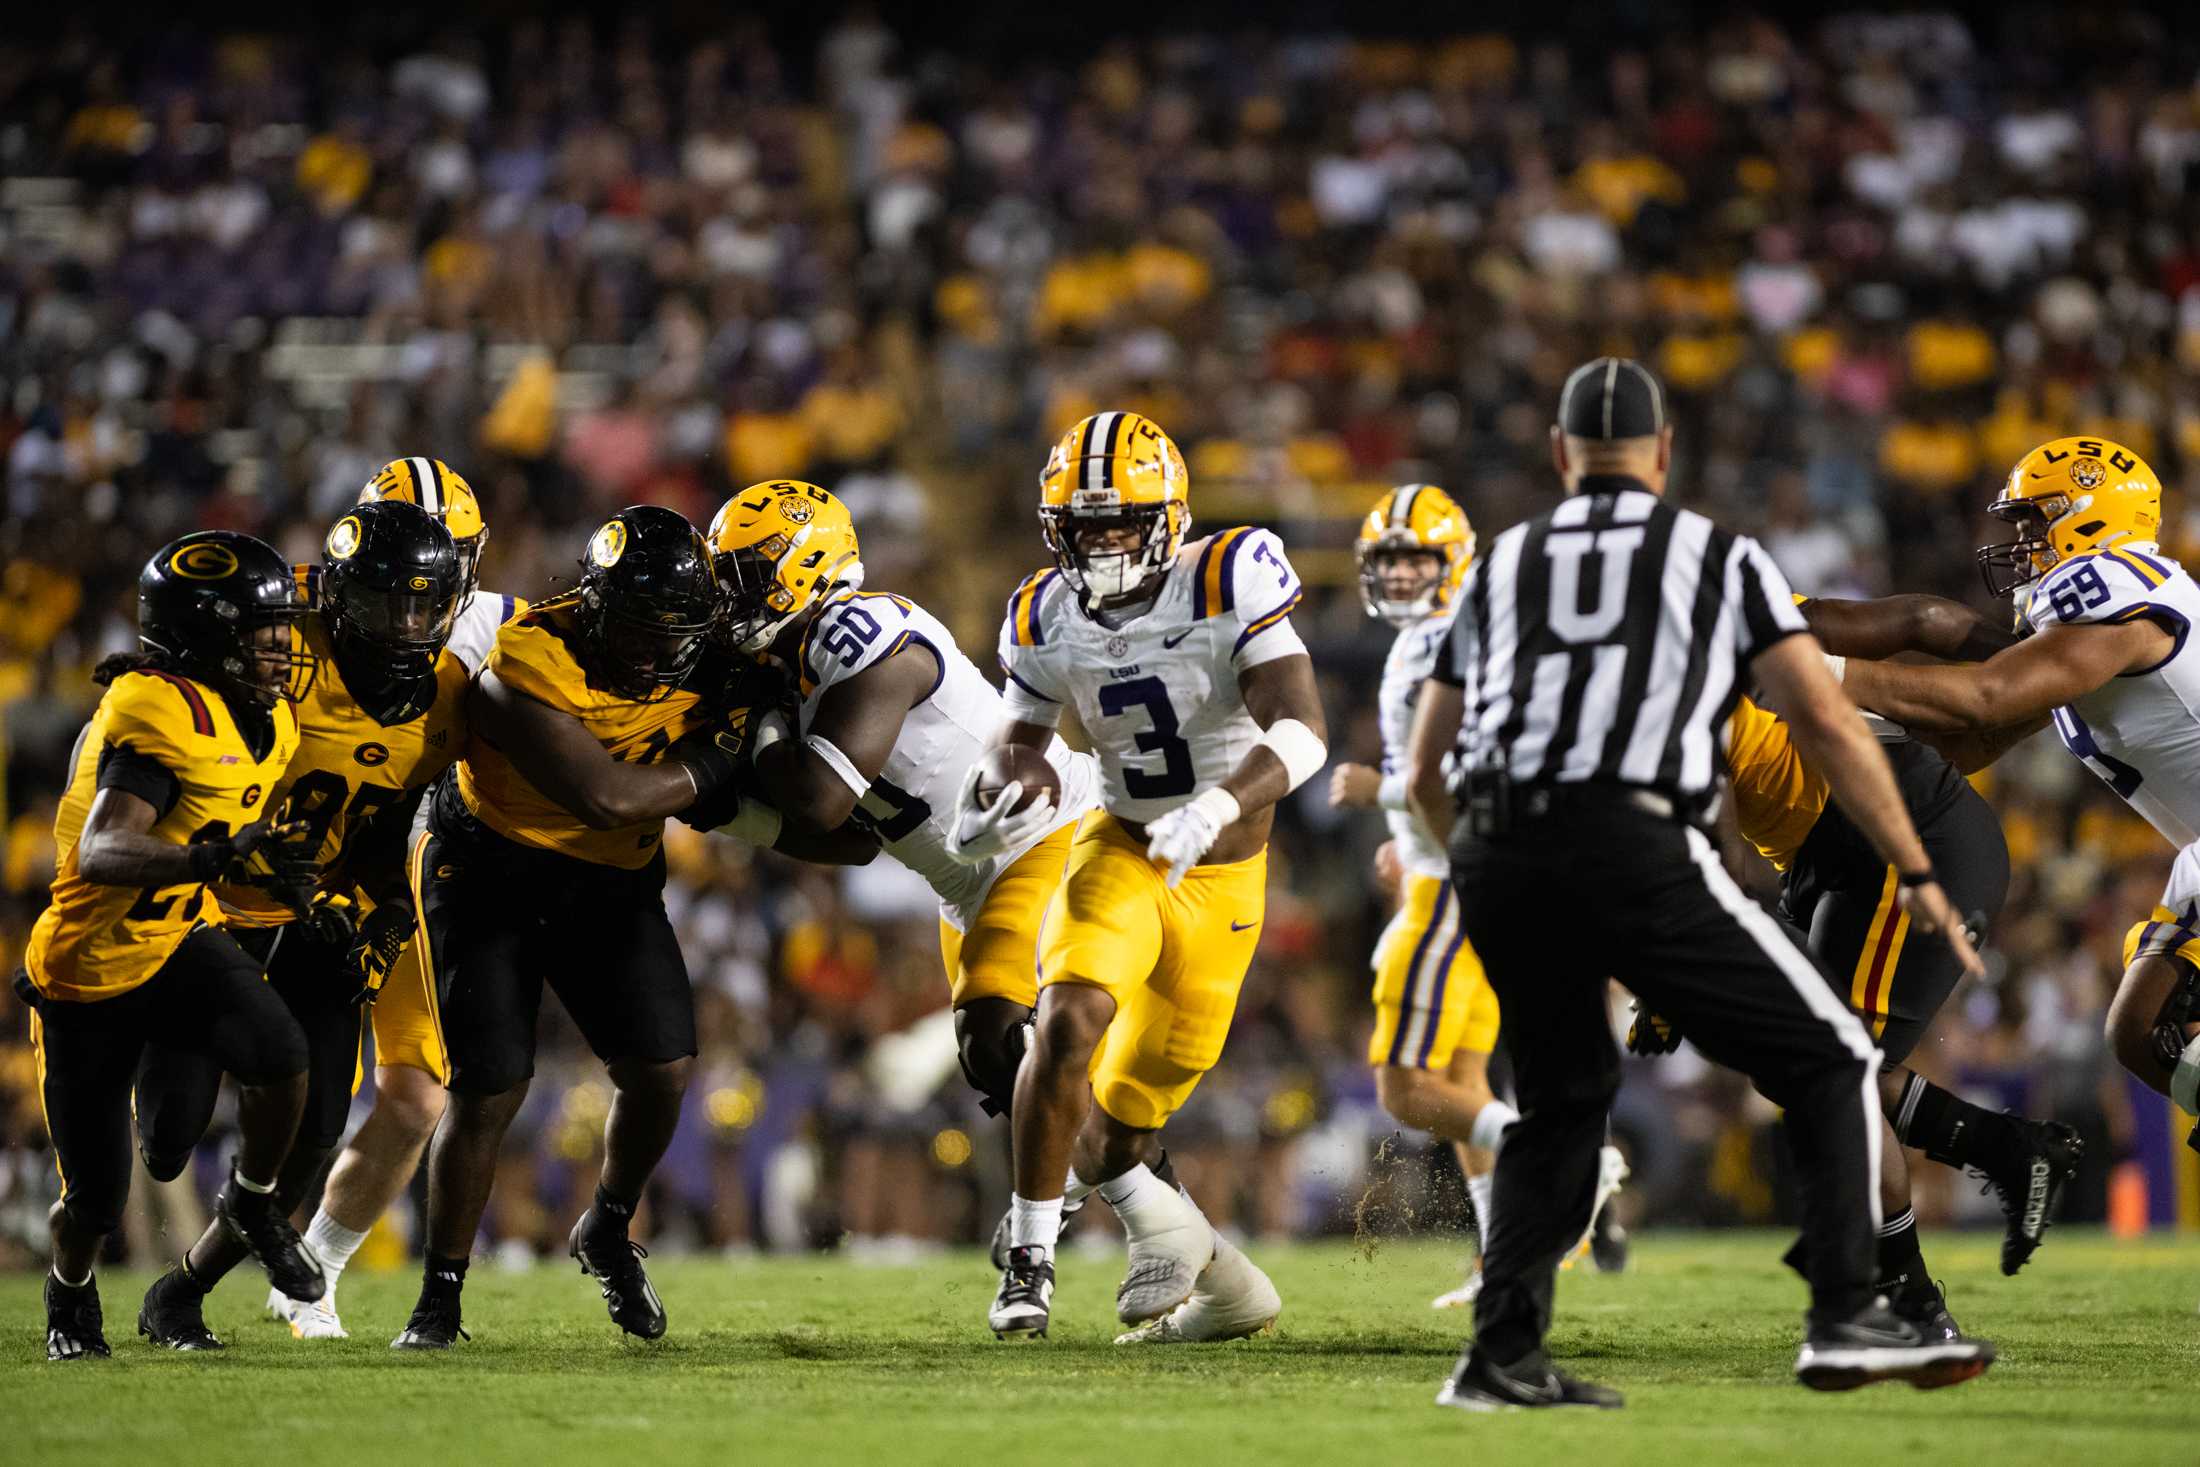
[2025,545,2200,846]
[1378,612,1453,878]
[798,590,1097,929]
[997,527,1308,825]
[448,588,524,674]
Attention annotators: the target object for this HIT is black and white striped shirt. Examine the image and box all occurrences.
[1433,476,1807,801]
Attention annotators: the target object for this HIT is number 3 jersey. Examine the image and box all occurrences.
[794,590,1097,928]
[26,670,300,1002]
[217,615,470,927]
[2024,544,2200,846]
[997,526,1308,825]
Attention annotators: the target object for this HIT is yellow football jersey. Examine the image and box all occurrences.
[1725,694,1829,872]
[456,596,708,868]
[25,670,300,1002]
[218,617,469,926]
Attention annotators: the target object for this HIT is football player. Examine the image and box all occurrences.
[1834,440,2200,1175]
[965,411,1326,1344]
[275,457,524,1340]
[1632,591,2079,1334]
[705,480,1098,1118]
[129,501,472,1350]
[392,506,848,1351]
[25,532,324,1360]
[1328,484,1557,1308]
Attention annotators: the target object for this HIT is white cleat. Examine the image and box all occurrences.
[268,1280,347,1339]
[1115,1234,1280,1344]
[1114,1193,1217,1326]
[1564,1146,1629,1269]
[1430,1262,1484,1310]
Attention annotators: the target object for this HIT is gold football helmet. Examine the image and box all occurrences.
[360,456,488,597]
[1979,436,2163,597]
[1038,410,1190,604]
[707,481,863,652]
[1355,483,1474,627]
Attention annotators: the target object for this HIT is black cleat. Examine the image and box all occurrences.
[1980,1120,2084,1276]
[137,1267,224,1351]
[390,1292,468,1350]
[45,1274,110,1362]
[1436,1348,1624,1411]
[215,1163,324,1303]
[568,1210,667,1340]
[1885,1276,1962,1343]
[988,1246,1055,1340]
[1795,1302,1993,1391]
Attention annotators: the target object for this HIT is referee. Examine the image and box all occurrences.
[1407,358,1994,1410]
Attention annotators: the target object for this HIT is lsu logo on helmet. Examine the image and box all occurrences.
[1038,410,1190,603]
[708,481,862,652]
[1356,483,1474,627]
[1978,436,2162,598]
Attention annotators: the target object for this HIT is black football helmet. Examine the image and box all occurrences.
[322,501,464,713]
[138,531,318,707]
[577,505,721,700]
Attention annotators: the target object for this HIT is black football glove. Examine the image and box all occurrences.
[346,898,416,1005]
[1626,1003,1681,1056]
[193,817,321,889]
[300,891,359,953]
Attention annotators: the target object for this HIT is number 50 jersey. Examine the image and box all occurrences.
[997,527,1307,824]
[2023,544,2200,846]
[795,590,1097,928]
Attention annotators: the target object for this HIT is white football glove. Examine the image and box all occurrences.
[1144,788,1239,888]
[948,762,1056,864]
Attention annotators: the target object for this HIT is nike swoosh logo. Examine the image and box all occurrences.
[1162,628,1194,648]
[1231,919,1258,932]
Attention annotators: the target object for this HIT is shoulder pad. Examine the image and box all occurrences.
[2029,549,2173,631]
[800,593,920,695]
[1003,569,1060,648]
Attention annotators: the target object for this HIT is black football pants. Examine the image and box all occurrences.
[1451,793,1884,1364]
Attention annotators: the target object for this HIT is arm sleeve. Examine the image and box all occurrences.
[1729,536,1810,662]
[1229,530,1309,671]
[95,743,182,819]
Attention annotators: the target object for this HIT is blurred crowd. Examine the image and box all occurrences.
[3,5,2199,1268]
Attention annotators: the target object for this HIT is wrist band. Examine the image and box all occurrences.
[1897,868,1937,888]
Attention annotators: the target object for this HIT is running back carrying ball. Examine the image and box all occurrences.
[975,743,1060,814]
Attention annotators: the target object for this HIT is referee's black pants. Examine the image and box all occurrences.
[1452,792,1884,1364]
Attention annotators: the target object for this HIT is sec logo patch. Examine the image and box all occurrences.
[355,741,391,767]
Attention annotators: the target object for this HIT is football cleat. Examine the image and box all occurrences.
[1795,1302,1994,1391]
[272,1283,348,1340]
[45,1274,110,1362]
[390,1293,467,1350]
[138,1267,224,1351]
[216,1164,325,1303]
[989,1246,1055,1340]
[1980,1120,2084,1276]
[1886,1277,1962,1344]
[1115,1233,1280,1344]
[1113,1185,1215,1326]
[569,1210,667,1340]
[1436,1348,1624,1411]
[1430,1261,1484,1310]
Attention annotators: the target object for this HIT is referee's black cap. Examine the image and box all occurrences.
[1556,357,1667,440]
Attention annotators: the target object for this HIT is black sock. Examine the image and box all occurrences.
[1893,1074,2025,1176]
[1873,1208,1927,1295]
[593,1183,637,1223]
[422,1252,469,1296]
[175,1256,213,1297]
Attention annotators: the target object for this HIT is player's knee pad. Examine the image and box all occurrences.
[223,1017,310,1088]
[60,1190,124,1240]
[138,1143,192,1185]
[955,1000,1034,1117]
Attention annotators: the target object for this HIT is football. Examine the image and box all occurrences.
[973,743,1060,814]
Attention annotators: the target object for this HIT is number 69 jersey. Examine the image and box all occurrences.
[795,590,1098,928]
[997,527,1307,824]
[2024,544,2200,846]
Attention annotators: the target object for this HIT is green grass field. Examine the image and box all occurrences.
[1,1231,2194,1465]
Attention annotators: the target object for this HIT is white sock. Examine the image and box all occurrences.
[52,1264,92,1289]
[233,1170,277,1194]
[1096,1164,1194,1243]
[1468,1098,1519,1155]
[1007,1195,1064,1259]
[1465,1171,1496,1249]
[305,1210,370,1279]
[1063,1172,1096,1208]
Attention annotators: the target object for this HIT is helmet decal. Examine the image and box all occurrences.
[169,542,241,580]
[589,520,627,568]
[326,515,363,561]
